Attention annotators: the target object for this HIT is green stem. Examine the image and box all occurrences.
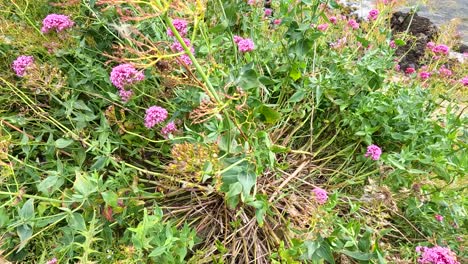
[0,191,62,203]
[164,14,221,104]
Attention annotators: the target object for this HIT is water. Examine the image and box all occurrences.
[346,0,468,44]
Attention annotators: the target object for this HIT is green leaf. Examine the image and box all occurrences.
[102,191,118,207]
[289,67,302,81]
[341,250,373,261]
[394,39,406,46]
[238,68,259,90]
[67,212,86,231]
[37,174,63,196]
[317,242,335,264]
[55,138,74,149]
[73,171,98,197]
[258,105,281,124]
[19,199,35,220]
[226,182,242,198]
[17,224,33,252]
[289,89,306,102]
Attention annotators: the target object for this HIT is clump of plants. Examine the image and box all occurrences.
[0,0,466,263]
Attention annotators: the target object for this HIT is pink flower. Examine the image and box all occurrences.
[118,89,133,103]
[41,14,74,33]
[432,44,450,55]
[416,246,460,264]
[144,106,168,128]
[405,67,415,74]
[461,76,468,86]
[419,71,431,80]
[264,8,272,17]
[329,16,337,24]
[389,40,397,49]
[317,23,329,31]
[395,64,401,71]
[12,55,34,77]
[438,66,452,77]
[171,38,195,65]
[233,35,243,44]
[161,121,177,138]
[312,187,328,205]
[434,214,444,222]
[167,19,188,37]
[365,144,382,160]
[347,19,359,29]
[46,258,58,264]
[247,0,256,5]
[426,42,436,50]
[237,38,255,52]
[367,9,379,21]
[110,64,144,89]
[273,19,282,25]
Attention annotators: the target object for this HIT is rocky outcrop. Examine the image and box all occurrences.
[391,11,439,71]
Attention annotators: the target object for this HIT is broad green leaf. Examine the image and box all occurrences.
[19,199,35,220]
[73,171,98,197]
[17,224,33,251]
[55,138,74,149]
[258,105,281,124]
[102,191,118,207]
[341,250,373,261]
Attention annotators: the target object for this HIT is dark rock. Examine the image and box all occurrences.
[391,11,439,71]
[455,43,468,53]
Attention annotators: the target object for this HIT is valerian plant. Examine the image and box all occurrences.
[0,0,466,263]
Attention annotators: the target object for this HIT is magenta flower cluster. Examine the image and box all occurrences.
[234,36,255,53]
[416,246,460,264]
[161,121,177,138]
[110,64,144,102]
[365,144,382,160]
[317,23,329,32]
[347,19,359,30]
[427,42,450,55]
[144,106,168,128]
[41,14,74,33]
[419,71,431,80]
[367,9,379,21]
[171,38,195,65]
[46,258,58,264]
[312,187,328,205]
[167,19,188,37]
[461,76,468,86]
[438,66,453,77]
[434,214,444,222]
[12,55,34,77]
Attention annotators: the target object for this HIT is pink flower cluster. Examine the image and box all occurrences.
[161,121,177,138]
[41,14,74,33]
[348,19,359,30]
[419,71,431,80]
[12,55,34,77]
[171,38,195,65]
[167,19,188,37]
[46,258,57,264]
[110,64,144,102]
[389,40,397,49]
[234,36,255,53]
[264,8,272,17]
[438,66,453,77]
[144,106,168,128]
[405,67,415,74]
[329,16,337,24]
[367,9,379,21]
[312,187,328,205]
[434,214,444,222]
[365,144,382,160]
[416,246,460,264]
[427,42,450,55]
[461,76,468,86]
[317,23,329,31]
